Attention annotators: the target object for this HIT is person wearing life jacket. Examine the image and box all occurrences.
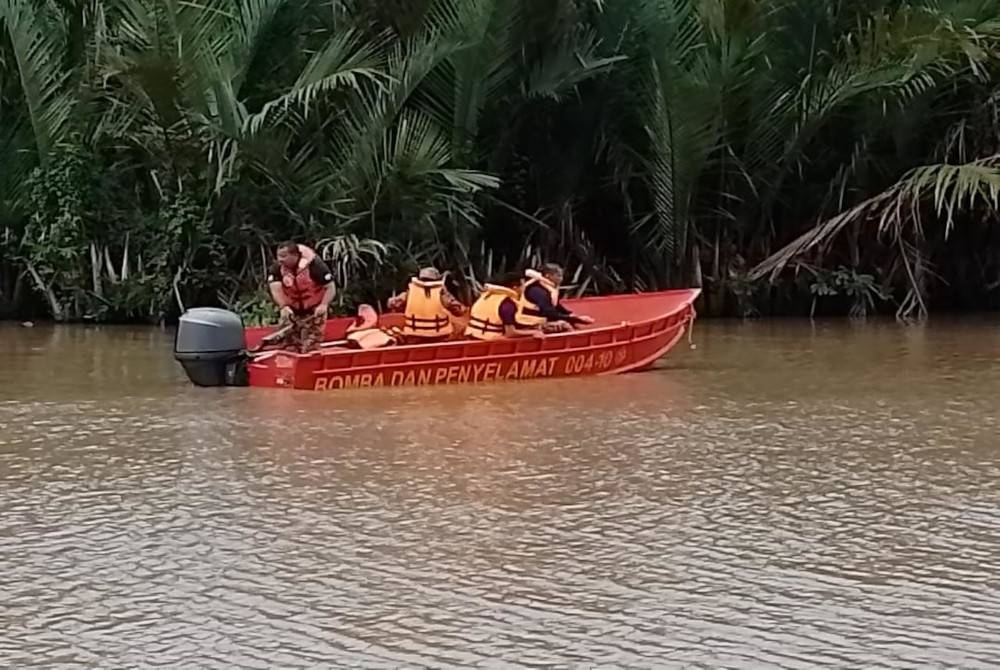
[467,272,545,341]
[266,241,336,353]
[518,263,594,332]
[386,267,465,343]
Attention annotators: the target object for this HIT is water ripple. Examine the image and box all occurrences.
[3,321,1000,667]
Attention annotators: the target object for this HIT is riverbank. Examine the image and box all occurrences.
[7,1,1000,331]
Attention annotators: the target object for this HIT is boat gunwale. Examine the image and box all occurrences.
[248,288,700,364]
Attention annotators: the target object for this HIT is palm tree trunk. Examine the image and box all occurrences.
[90,243,103,298]
[25,261,64,321]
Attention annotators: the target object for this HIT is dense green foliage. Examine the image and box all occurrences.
[4,0,1000,322]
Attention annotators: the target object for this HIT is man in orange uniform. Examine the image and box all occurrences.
[386,267,465,343]
[266,242,336,353]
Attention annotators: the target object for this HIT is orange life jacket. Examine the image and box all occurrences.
[402,278,453,338]
[280,262,326,312]
[467,285,521,340]
[517,272,560,327]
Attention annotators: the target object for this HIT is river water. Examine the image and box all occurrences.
[2,319,999,668]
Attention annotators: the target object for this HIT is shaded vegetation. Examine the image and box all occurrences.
[5,0,1000,323]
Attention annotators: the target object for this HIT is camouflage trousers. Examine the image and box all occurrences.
[277,312,326,353]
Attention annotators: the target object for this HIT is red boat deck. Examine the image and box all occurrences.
[245,289,699,391]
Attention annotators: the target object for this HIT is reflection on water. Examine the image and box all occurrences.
[2,319,1000,668]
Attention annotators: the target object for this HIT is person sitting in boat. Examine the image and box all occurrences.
[518,263,594,332]
[467,272,545,340]
[386,267,466,343]
[266,241,336,353]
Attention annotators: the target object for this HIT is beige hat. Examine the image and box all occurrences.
[417,267,442,281]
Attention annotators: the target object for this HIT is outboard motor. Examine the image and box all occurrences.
[173,307,248,386]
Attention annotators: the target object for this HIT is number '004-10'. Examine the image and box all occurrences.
[565,351,614,374]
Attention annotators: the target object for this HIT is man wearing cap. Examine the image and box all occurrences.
[386,267,466,343]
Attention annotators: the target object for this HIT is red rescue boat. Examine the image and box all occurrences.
[241,289,699,391]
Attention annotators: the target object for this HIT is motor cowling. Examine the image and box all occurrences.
[173,308,248,387]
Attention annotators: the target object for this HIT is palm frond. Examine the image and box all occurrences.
[243,28,389,137]
[317,233,392,293]
[750,157,1000,281]
[525,27,624,101]
[0,0,74,162]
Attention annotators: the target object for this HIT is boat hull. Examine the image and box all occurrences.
[245,289,698,391]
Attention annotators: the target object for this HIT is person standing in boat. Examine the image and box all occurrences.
[518,263,594,332]
[266,242,336,353]
[467,272,545,340]
[386,267,466,343]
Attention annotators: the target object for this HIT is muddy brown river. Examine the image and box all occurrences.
[2,319,999,668]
